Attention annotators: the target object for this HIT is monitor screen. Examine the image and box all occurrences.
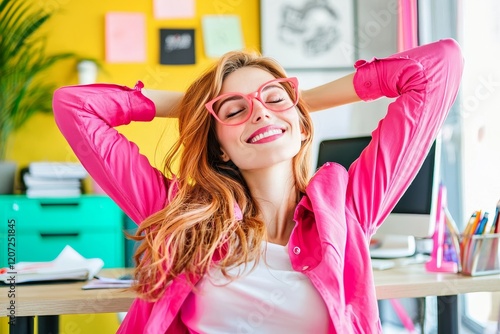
[316,136,439,239]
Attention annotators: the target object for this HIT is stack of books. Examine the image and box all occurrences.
[23,162,88,198]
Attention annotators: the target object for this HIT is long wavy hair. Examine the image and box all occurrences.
[131,50,314,301]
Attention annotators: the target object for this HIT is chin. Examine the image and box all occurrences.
[236,148,300,170]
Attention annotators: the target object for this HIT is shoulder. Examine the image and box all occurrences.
[307,162,349,196]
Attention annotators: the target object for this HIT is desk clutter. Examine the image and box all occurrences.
[426,186,500,276]
[0,245,103,284]
[459,202,500,276]
[20,162,88,198]
[82,274,134,290]
[425,184,500,276]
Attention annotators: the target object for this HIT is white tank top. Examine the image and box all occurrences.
[180,242,329,334]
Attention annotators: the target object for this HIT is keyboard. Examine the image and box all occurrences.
[369,235,416,259]
[370,259,396,270]
[371,254,430,270]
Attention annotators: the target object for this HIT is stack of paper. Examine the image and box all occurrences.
[24,162,88,198]
[82,275,135,290]
[0,245,103,284]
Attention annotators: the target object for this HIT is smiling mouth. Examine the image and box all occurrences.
[248,129,284,143]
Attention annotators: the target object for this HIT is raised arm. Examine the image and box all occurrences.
[53,82,177,224]
[141,88,183,118]
[300,73,361,112]
[345,38,464,237]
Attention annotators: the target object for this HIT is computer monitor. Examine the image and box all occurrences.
[316,136,441,258]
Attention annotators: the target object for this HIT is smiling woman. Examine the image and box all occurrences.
[209,65,308,172]
[52,38,463,334]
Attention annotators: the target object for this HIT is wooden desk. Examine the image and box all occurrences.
[374,264,500,299]
[2,265,500,333]
[1,269,134,317]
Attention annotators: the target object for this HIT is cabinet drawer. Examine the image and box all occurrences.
[0,195,125,268]
[0,195,122,231]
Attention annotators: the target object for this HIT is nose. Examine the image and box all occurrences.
[250,97,271,123]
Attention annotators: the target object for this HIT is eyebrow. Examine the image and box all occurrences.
[216,95,245,111]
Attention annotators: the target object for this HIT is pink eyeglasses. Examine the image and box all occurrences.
[205,77,299,126]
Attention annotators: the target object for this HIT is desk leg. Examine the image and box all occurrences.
[9,316,34,334]
[38,315,59,334]
[438,295,458,334]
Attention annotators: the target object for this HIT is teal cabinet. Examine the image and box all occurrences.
[0,195,125,268]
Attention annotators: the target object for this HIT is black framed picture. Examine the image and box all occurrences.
[260,0,356,69]
[159,29,195,65]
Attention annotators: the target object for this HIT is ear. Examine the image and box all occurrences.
[300,127,308,141]
[220,148,230,162]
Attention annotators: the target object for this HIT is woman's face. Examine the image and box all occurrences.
[213,67,305,171]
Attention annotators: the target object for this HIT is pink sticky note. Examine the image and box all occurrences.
[154,0,194,19]
[105,12,146,63]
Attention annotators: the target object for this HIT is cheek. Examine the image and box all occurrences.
[215,124,242,154]
[288,109,304,134]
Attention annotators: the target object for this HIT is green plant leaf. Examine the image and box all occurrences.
[0,0,81,159]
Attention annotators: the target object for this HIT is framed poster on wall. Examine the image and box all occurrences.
[260,0,356,69]
[159,29,195,65]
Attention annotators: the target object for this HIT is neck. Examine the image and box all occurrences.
[241,161,298,246]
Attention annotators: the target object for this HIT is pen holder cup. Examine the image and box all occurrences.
[460,233,500,276]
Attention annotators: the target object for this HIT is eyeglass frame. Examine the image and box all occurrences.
[205,77,300,126]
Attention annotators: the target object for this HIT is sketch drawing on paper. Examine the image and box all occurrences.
[280,0,340,56]
[261,0,355,69]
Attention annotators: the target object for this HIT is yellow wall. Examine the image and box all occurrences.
[6,0,260,171]
[1,1,259,333]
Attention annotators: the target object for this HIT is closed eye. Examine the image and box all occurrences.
[267,97,286,104]
[226,108,246,118]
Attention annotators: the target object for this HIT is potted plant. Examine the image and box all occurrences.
[0,0,76,194]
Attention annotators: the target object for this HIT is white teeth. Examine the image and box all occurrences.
[250,129,282,143]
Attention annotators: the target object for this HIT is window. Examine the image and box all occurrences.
[461,0,500,332]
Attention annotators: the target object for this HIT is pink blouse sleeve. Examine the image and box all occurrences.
[53,82,171,225]
[346,38,464,237]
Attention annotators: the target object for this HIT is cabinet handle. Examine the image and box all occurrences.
[39,202,80,208]
[40,232,80,238]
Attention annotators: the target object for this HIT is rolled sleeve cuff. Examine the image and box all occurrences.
[353,58,384,101]
[130,81,156,122]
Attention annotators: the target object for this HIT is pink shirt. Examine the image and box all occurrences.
[53,38,463,333]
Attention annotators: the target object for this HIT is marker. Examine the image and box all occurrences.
[463,211,479,236]
[461,211,480,268]
[493,200,500,234]
[475,212,489,235]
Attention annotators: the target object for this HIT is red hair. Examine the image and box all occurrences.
[131,50,314,301]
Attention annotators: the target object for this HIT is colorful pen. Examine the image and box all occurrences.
[493,200,500,234]
[463,211,479,236]
[475,212,489,235]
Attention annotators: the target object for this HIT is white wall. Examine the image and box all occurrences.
[288,0,398,169]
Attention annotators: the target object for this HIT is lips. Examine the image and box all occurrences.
[247,126,285,143]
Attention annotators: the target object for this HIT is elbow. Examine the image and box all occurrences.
[53,86,74,113]
[52,86,83,132]
[52,86,80,120]
[438,38,465,74]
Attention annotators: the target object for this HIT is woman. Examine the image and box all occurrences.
[53,38,463,333]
